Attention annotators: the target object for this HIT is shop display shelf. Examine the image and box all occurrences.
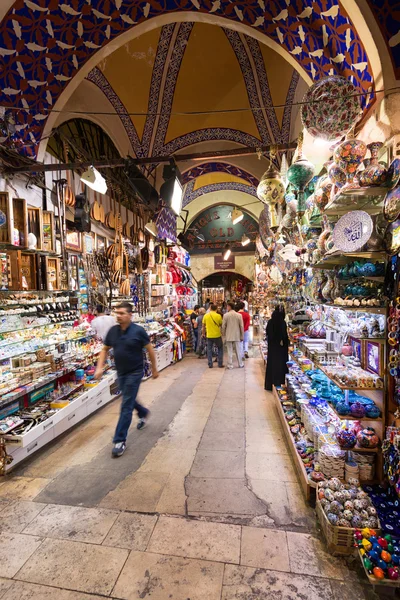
[358,549,400,589]
[51,382,85,405]
[324,188,388,217]
[272,385,316,503]
[0,332,96,361]
[329,404,382,422]
[323,304,387,315]
[351,445,380,454]
[315,363,384,392]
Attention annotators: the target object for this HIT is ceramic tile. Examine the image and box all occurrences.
[0,533,43,578]
[0,478,50,501]
[1,581,108,600]
[103,513,158,550]
[99,472,169,512]
[246,452,298,482]
[222,564,334,600]
[147,516,241,564]
[287,532,347,580]
[23,504,119,544]
[15,538,128,596]
[112,551,224,600]
[186,477,266,516]
[190,449,244,479]
[240,527,289,572]
[0,501,46,534]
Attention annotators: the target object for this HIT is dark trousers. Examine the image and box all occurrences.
[114,371,148,443]
[207,337,223,367]
[193,329,198,350]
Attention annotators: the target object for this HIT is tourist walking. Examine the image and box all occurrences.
[94,301,159,457]
[222,301,244,369]
[91,304,116,341]
[264,304,289,391]
[190,305,200,352]
[238,301,250,358]
[196,307,206,357]
[202,304,223,368]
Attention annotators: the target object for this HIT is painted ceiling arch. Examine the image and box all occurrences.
[181,162,259,187]
[0,0,378,158]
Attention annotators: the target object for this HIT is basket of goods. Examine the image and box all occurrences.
[316,478,380,555]
[354,529,400,586]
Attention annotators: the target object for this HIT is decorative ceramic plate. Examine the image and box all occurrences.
[384,219,400,255]
[386,158,400,190]
[332,210,373,252]
[301,76,360,142]
[383,186,400,223]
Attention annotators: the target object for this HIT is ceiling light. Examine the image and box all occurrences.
[145,220,157,237]
[241,234,250,246]
[231,207,244,225]
[80,166,107,194]
[222,243,231,260]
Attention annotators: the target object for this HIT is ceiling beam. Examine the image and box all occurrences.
[2,142,297,175]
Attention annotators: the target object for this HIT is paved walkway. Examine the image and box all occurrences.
[0,354,384,599]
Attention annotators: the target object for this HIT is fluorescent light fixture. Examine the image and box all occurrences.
[160,177,183,215]
[222,243,231,260]
[80,166,107,194]
[241,234,250,246]
[231,207,244,225]
[145,220,157,237]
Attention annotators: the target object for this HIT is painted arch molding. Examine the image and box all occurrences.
[0,0,386,158]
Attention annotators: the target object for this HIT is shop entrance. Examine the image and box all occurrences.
[199,271,252,307]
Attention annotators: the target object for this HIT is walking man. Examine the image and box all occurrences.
[222,301,244,369]
[238,301,250,358]
[94,301,158,457]
[202,303,223,368]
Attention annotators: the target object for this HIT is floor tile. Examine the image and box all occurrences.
[205,418,244,433]
[186,477,266,516]
[0,577,13,599]
[246,432,289,455]
[139,448,196,475]
[198,430,244,452]
[329,579,380,600]
[285,482,315,529]
[287,531,346,580]
[103,513,158,550]
[0,478,50,501]
[0,501,46,534]
[0,533,43,578]
[246,452,298,482]
[240,527,289,572]
[100,472,169,512]
[222,564,334,600]
[0,499,10,513]
[190,450,244,479]
[248,479,292,526]
[147,516,241,564]
[156,474,187,515]
[1,581,108,600]
[15,538,128,596]
[23,504,119,544]
[112,551,224,600]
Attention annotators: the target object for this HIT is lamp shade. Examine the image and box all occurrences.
[80,166,107,194]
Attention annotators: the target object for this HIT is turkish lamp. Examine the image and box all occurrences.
[287,131,315,217]
[256,147,286,228]
[231,207,244,225]
[81,166,107,194]
[241,234,250,246]
[223,243,231,260]
[145,220,158,237]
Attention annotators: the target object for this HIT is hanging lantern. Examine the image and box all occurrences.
[287,131,315,216]
[257,146,286,228]
[259,206,273,248]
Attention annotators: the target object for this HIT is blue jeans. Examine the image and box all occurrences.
[114,371,148,443]
[206,337,223,367]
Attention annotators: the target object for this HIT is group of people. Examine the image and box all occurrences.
[190,299,250,369]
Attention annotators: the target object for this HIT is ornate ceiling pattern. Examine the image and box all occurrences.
[183,180,257,207]
[0,0,378,157]
[182,162,259,187]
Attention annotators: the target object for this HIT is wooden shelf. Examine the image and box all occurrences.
[272,386,316,503]
[324,187,388,216]
[350,445,380,454]
[316,363,384,392]
[329,404,382,422]
[323,304,387,315]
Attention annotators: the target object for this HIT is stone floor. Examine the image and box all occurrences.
[0,351,390,599]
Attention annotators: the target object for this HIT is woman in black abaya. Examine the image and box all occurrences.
[264,305,289,391]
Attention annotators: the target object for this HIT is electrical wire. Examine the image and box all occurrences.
[2,87,400,119]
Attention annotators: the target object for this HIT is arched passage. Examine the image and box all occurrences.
[0,2,383,158]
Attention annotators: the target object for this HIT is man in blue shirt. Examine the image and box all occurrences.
[94,302,159,457]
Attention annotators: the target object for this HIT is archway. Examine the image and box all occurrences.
[0,3,383,159]
[198,270,253,305]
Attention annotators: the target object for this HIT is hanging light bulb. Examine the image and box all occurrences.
[222,243,231,260]
[231,207,244,225]
[241,234,251,246]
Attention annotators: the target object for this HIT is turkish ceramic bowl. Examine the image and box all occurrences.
[334,139,367,191]
[328,163,346,188]
[359,142,387,187]
[357,427,379,448]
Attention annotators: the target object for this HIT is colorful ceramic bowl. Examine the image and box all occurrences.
[383,186,400,223]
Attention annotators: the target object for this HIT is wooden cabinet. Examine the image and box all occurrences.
[42,211,56,252]
[7,251,37,290]
[0,193,28,247]
[27,207,43,250]
[45,256,60,290]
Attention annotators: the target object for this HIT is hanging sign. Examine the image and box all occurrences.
[214,256,235,270]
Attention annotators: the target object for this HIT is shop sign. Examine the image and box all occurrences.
[214,256,235,270]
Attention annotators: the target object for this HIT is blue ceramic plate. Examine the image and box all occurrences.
[333,210,373,252]
[386,158,400,190]
[383,186,400,222]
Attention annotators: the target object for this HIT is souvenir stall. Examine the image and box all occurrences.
[254,75,400,587]
[0,163,193,475]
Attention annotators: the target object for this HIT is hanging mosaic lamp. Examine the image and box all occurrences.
[259,206,273,248]
[287,132,315,216]
[257,146,286,228]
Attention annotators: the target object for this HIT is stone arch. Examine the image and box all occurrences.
[191,259,255,282]
[0,3,384,159]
